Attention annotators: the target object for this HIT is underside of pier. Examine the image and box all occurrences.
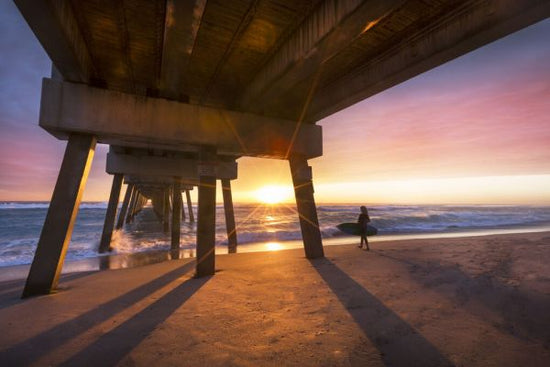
[14,0,549,296]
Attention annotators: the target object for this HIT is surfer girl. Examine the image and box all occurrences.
[358,206,371,250]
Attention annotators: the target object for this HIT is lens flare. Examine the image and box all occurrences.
[254,185,292,204]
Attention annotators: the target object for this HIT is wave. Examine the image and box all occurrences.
[0,202,108,210]
[1,204,550,267]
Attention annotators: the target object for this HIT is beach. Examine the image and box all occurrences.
[1,231,549,366]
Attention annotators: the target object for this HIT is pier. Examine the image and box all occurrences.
[13,0,549,297]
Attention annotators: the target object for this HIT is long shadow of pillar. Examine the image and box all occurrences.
[310,258,453,367]
[22,134,96,298]
[5,262,196,365]
[58,275,211,366]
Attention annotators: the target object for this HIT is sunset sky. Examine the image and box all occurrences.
[0,2,549,205]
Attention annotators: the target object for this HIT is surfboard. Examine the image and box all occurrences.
[336,223,378,236]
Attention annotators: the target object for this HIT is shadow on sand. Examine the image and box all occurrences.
[2,261,198,366]
[310,257,454,367]
[59,273,209,366]
[0,271,99,310]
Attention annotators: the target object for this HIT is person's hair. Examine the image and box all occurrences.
[360,206,368,214]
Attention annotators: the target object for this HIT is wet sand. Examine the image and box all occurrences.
[0,232,549,366]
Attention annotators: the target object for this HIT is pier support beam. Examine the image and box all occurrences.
[222,179,237,253]
[125,187,137,224]
[98,173,123,253]
[186,190,194,222]
[289,157,324,259]
[196,147,217,277]
[171,180,182,251]
[163,188,171,233]
[22,134,96,297]
[181,191,186,221]
[116,183,133,230]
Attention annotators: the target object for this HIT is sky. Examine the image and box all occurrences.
[0,2,549,205]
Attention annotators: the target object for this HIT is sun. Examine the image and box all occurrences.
[254,185,293,204]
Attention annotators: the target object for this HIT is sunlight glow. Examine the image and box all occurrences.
[265,242,283,251]
[254,185,293,204]
[315,175,550,205]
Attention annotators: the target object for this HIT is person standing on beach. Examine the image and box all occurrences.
[358,206,371,250]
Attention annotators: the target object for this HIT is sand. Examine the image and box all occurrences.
[0,232,549,366]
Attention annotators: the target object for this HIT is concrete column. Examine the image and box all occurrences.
[152,191,163,219]
[289,157,324,259]
[186,189,194,222]
[22,134,96,297]
[171,181,182,251]
[181,192,186,221]
[163,188,170,233]
[126,188,138,223]
[116,183,133,230]
[98,173,123,253]
[196,147,217,277]
[222,179,237,253]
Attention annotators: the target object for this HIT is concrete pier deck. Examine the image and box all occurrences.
[1,232,549,366]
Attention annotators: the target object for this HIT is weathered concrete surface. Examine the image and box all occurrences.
[17,0,549,123]
[196,147,217,277]
[171,181,181,251]
[106,152,238,179]
[186,189,195,223]
[98,174,123,253]
[222,179,238,254]
[22,134,96,297]
[2,233,550,366]
[116,184,133,230]
[39,79,323,159]
[290,158,324,259]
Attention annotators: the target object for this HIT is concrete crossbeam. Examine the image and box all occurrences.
[39,79,322,159]
[107,153,238,180]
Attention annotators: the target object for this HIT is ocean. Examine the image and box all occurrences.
[1,202,550,268]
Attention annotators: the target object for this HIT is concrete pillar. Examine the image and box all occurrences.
[181,191,186,221]
[22,134,96,297]
[196,147,217,277]
[222,179,237,253]
[163,188,170,233]
[116,183,133,230]
[289,157,324,259]
[171,180,182,251]
[186,189,194,222]
[98,173,123,253]
[152,191,164,219]
[125,186,137,224]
